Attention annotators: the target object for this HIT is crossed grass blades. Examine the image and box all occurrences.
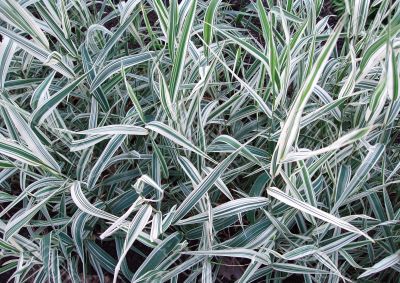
[0,0,399,282]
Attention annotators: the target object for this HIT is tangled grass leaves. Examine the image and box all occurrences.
[0,0,399,282]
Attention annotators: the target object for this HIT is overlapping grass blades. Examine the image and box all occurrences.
[0,0,399,282]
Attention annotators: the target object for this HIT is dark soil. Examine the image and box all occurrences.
[319,0,339,26]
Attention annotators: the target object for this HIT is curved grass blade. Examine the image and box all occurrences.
[0,0,49,48]
[113,205,152,283]
[203,0,221,56]
[0,36,16,89]
[146,121,214,163]
[87,135,126,189]
[169,0,197,101]
[267,187,373,241]
[91,52,155,92]
[0,27,74,78]
[358,250,400,278]
[31,74,87,125]
[177,197,269,225]
[271,18,345,176]
[5,105,60,172]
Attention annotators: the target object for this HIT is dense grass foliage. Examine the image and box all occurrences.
[0,0,399,282]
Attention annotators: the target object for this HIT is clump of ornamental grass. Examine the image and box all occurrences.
[0,0,399,282]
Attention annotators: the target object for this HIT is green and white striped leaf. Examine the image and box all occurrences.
[113,205,152,283]
[177,197,269,225]
[91,52,155,91]
[284,127,371,162]
[358,250,400,278]
[173,150,240,222]
[169,0,197,101]
[0,27,74,78]
[185,249,270,265]
[5,105,60,172]
[267,187,373,241]
[146,121,213,162]
[203,0,221,56]
[0,36,16,89]
[87,135,126,189]
[73,125,148,136]
[31,74,86,125]
[271,18,344,176]
[0,0,49,48]
[4,187,61,240]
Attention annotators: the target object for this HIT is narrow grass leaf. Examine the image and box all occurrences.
[267,187,373,241]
